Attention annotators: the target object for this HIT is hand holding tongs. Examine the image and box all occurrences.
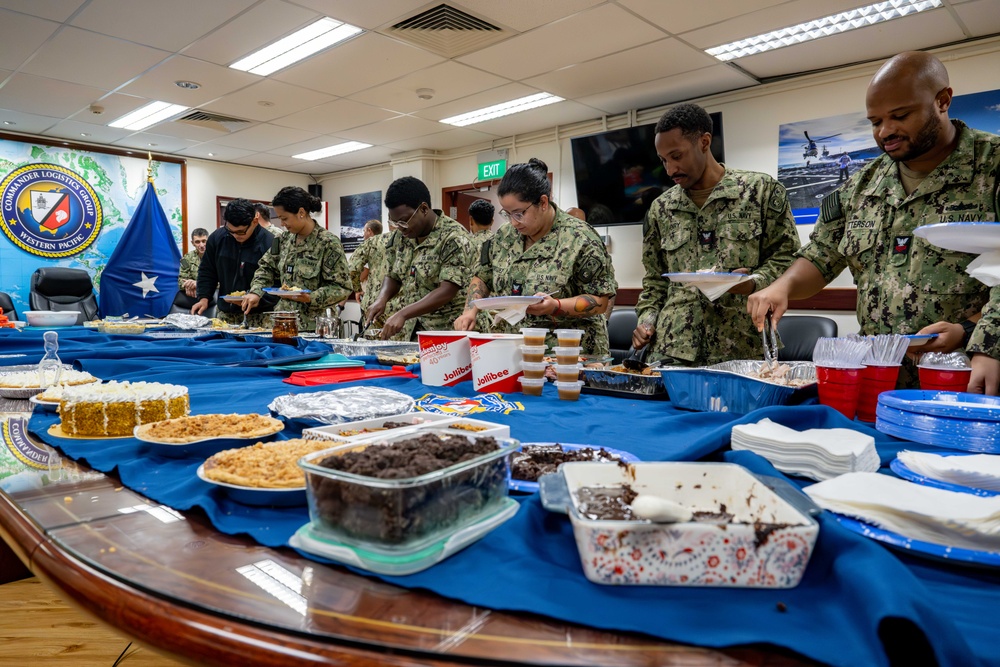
[761,311,779,370]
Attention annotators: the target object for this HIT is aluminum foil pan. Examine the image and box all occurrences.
[268,386,416,426]
[581,366,665,395]
[660,360,817,414]
[323,339,420,357]
[162,313,212,329]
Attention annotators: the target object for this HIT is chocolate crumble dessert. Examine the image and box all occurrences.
[512,444,623,482]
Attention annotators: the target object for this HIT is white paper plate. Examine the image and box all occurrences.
[221,295,247,303]
[263,287,311,297]
[28,395,59,412]
[663,272,753,285]
[471,295,544,310]
[913,222,1000,254]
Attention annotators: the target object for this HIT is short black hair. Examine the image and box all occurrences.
[497,158,550,203]
[223,199,255,228]
[191,227,208,238]
[385,176,430,211]
[655,103,713,141]
[468,199,494,226]
[253,202,270,219]
[364,219,383,235]
[272,186,321,214]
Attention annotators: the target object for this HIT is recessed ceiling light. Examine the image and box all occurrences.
[108,101,189,131]
[2,121,15,126]
[80,132,90,137]
[292,141,371,161]
[207,152,215,156]
[439,93,563,127]
[147,143,157,147]
[706,0,943,61]
[175,80,201,90]
[230,17,362,76]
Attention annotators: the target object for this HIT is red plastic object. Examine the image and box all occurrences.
[283,366,417,386]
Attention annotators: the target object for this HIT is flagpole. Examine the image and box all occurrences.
[147,151,154,183]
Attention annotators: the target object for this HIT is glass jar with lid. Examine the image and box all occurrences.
[271,311,299,344]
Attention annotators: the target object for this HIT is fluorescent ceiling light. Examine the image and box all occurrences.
[108,101,189,131]
[231,18,362,76]
[439,93,564,127]
[706,0,943,61]
[292,141,372,161]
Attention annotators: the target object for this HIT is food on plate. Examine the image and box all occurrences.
[203,438,334,488]
[99,322,146,334]
[1,369,97,389]
[608,364,657,377]
[226,291,247,297]
[59,381,189,436]
[135,413,282,443]
[755,363,813,386]
[377,353,421,365]
[511,444,625,482]
[280,284,304,291]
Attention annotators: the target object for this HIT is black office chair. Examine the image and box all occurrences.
[29,267,99,325]
[0,291,17,321]
[607,307,639,364]
[776,315,839,361]
[171,289,216,318]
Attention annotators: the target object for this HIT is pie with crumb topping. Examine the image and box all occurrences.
[135,413,283,443]
[202,438,337,488]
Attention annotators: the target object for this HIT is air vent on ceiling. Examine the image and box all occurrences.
[174,110,252,133]
[383,4,511,58]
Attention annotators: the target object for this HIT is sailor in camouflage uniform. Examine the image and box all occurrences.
[454,159,617,355]
[634,103,800,366]
[178,228,208,296]
[244,187,352,332]
[467,199,497,333]
[348,220,399,328]
[367,177,473,341]
[750,52,1000,393]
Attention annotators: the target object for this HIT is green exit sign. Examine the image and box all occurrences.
[478,159,506,180]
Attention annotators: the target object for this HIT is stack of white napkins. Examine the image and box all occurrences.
[805,472,1000,552]
[731,418,879,480]
[898,450,1000,493]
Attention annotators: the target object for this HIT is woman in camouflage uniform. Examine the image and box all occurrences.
[454,158,618,355]
[243,186,352,331]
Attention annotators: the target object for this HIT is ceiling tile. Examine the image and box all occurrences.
[183,0,320,67]
[319,145,394,168]
[618,0,786,35]
[278,159,339,174]
[733,9,965,80]
[349,61,511,114]
[525,39,718,101]
[119,56,259,107]
[290,0,428,29]
[239,152,306,169]
[143,118,251,143]
[452,0,604,32]
[454,100,602,138]
[385,127,502,152]
[0,9,59,70]
[209,123,318,151]
[0,73,106,117]
[67,92,150,122]
[0,107,63,134]
[0,0,86,22]
[577,64,758,115]
[201,79,335,123]
[71,0,257,52]
[175,144,256,161]
[271,98,399,134]
[952,0,1000,37]
[457,4,667,80]
[273,32,445,97]
[337,114,451,145]
[112,131,200,153]
[44,118,134,144]
[413,82,538,121]
[20,27,170,90]
[268,135,359,157]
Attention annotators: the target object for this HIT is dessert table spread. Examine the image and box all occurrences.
[2,327,999,667]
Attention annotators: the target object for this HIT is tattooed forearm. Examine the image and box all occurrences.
[572,295,602,314]
[466,277,490,308]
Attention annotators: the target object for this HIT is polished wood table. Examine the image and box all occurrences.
[0,408,813,666]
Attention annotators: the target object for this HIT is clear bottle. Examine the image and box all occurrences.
[38,331,63,388]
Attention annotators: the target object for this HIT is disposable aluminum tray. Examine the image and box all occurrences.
[581,367,665,396]
[660,360,817,414]
[324,339,420,357]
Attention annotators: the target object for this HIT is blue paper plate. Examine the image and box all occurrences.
[263,287,311,295]
[875,403,1000,443]
[834,514,1000,568]
[875,417,1000,453]
[878,390,1000,422]
[272,353,364,372]
[902,333,939,348]
[889,455,1000,498]
[509,442,640,494]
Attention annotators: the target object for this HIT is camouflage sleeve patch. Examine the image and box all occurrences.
[576,254,601,284]
[479,238,492,267]
[768,184,789,213]
[818,191,843,224]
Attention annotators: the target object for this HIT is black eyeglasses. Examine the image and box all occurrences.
[226,225,251,237]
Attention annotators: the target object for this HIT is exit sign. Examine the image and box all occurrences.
[478,159,507,181]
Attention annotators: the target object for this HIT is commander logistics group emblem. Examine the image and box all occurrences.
[0,163,102,258]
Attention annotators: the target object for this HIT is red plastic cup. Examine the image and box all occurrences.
[856,364,901,422]
[816,366,865,419]
[918,367,972,392]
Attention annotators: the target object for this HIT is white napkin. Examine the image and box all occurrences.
[805,472,1000,551]
[696,274,758,302]
[492,305,530,326]
[898,451,1000,493]
[731,418,879,480]
[966,251,1000,286]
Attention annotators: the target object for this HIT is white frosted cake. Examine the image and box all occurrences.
[58,380,190,436]
[0,369,96,389]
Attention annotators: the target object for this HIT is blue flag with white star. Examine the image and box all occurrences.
[99,180,180,317]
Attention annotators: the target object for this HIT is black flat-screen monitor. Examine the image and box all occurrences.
[570,113,724,225]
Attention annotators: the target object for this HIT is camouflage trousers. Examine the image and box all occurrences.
[219,310,272,329]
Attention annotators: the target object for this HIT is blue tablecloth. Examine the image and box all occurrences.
[9,334,999,667]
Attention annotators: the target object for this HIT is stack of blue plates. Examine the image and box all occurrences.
[875,390,1000,453]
